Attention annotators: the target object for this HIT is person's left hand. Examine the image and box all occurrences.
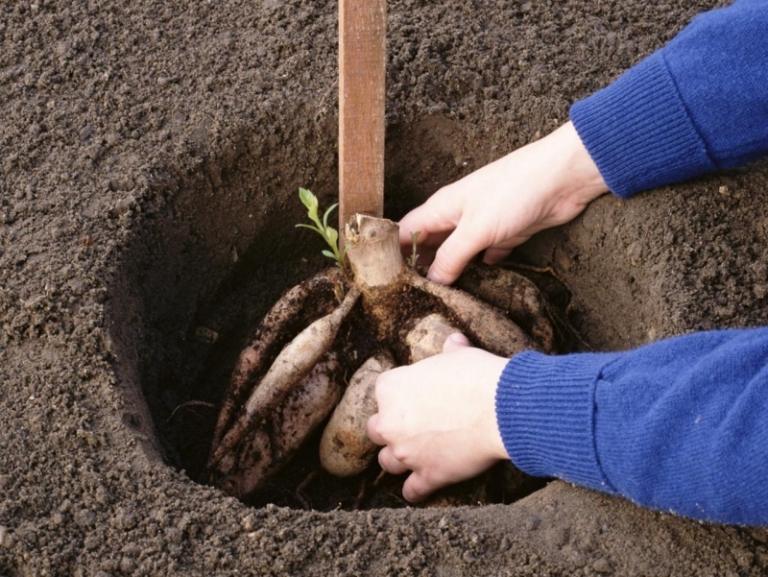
[366,333,510,502]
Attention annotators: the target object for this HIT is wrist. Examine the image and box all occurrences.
[495,351,618,490]
[484,354,512,461]
[542,121,609,209]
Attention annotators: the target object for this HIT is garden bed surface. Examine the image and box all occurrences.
[2,0,768,575]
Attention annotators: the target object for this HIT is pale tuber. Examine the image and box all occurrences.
[319,352,395,477]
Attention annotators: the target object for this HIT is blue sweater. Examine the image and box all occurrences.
[497,0,768,526]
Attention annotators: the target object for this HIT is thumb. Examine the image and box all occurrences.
[428,222,485,284]
[442,332,471,353]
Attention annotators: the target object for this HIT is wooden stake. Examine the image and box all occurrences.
[338,0,386,233]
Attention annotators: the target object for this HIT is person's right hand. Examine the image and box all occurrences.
[399,121,608,284]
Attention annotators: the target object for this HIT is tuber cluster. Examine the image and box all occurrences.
[207,215,555,500]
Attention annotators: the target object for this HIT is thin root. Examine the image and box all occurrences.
[167,400,215,424]
[295,470,318,510]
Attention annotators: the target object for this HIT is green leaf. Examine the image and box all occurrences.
[298,187,315,210]
[298,187,319,223]
[296,187,346,267]
[295,223,322,234]
[326,226,338,249]
[322,203,338,229]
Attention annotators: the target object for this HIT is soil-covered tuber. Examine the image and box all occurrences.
[214,354,343,498]
[211,268,344,450]
[319,352,395,477]
[405,313,461,363]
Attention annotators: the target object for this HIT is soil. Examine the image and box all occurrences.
[2,0,768,576]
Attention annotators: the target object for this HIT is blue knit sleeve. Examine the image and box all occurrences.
[570,0,768,198]
[496,328,768,525]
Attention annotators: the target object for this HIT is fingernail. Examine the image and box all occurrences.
[447,332,470,346]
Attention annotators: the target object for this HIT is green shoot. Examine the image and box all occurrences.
[408,231,421,268]
[296,188,346,267]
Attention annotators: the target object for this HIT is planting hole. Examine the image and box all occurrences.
[107,115,576,510]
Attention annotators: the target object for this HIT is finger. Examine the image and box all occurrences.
[378,446,409,475]
[398,191,461,247]
[400,231,445,268]
[427,222,486,284]
[366,414,387,446]
[407,230,450,250]
[482,246,511,265]
[402,472,437,503]
[442,332,470,353]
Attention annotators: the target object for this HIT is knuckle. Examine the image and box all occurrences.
[391,445,408,462]
[372,417,393,441]
[421,470,440,489]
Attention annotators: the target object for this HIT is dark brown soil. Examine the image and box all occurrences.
[3,0,768,576]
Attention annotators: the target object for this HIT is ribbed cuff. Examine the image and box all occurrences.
[496,351,620,493]
[570,51,716,198]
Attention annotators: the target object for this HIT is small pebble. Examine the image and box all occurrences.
[524,515,541,531]
[75,509,96,528]
[194,326,219,344]
[113,196,133,215]
[626,240,642,265]
[95,486,110,505]
[151,509,168,524]
[80,124,95,142]
[241,513,256,531]
[547,526,570,548]
[119,557,136,573]
[592,558,612,574]
[115,509,137,530]
[750,529,768,544]
[84,533,101,551]
[165,527,183,543]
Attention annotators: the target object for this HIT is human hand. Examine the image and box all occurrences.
[366,333,509,503]
[399,121,607,284]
